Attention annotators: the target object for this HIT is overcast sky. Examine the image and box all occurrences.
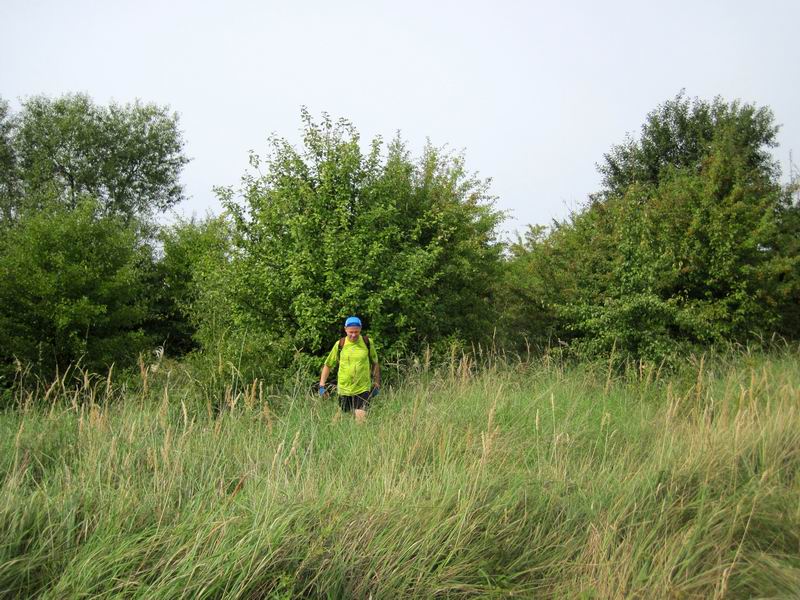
[3,0,799,238]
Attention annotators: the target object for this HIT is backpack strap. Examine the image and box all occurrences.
[363,334,373,366]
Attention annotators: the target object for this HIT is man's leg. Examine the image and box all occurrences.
[353,391,370,423]
[339,395,354,413]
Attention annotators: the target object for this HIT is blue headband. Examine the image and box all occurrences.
[344,316,362,328]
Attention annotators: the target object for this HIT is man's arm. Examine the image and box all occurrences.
[372,362,380,387]
[320,364,331,387]
[320,344,337,393]
[368,340,380,387]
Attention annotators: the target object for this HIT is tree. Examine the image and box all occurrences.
[3,93,188,222]
[0,198,153,379]
[500,93,799,361]
[0,99,17,225]
[0,93,191,381]
[144,215,234,357]
[596,91,780,200]
[212,109,505,378]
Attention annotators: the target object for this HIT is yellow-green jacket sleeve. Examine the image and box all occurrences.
[324,343,339,368]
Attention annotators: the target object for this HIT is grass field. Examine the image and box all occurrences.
[1,350,799,598]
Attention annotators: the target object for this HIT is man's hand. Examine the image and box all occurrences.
[370,385,380,398]
[318,384,327,397]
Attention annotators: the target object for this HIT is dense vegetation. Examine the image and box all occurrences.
[1,92,799,387]
[210,109,504,377]
[497,95,800,360]
[0,94,188,384]
[1,350,798,597]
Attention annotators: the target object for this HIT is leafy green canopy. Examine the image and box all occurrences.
[597,93,781,199]
[0,94,190,382]
[1,93,188,223]
[499,94,800,361]
[212,109,505,375]
[148,215,234,357]
[0,199,152,379]
[0,99,16,223]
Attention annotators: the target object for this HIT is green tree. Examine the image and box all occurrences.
[0,198,152,379]
[0,93,191,381]
[500,93,799,361]
[597,91,780,200]
[4,93,188,222]
[0,99,17,225]
[145,215,234,357]
[213,109,504,378]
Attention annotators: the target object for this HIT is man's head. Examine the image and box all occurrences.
[344,316,362,341]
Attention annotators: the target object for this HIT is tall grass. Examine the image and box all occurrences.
[1,350,799,598]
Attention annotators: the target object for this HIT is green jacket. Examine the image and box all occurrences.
[324,335,378,396]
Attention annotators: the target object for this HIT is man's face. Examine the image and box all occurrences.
[344,326,361,342]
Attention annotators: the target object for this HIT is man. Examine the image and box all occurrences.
[319,316,380,422]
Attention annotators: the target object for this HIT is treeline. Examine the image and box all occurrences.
[498,95,800,360]
[1,93,798,389]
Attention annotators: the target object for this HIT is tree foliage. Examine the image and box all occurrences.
[0,198,152,379]
[2,90,797,382]
[596,92,780,199]
[0,99,17,224]
[212,109,505,376]
[1,93,188,223]
[499,93,800,361]
[146,215,234,357]
[0,93,190,382]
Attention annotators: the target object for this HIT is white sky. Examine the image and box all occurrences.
[2,0,799,239]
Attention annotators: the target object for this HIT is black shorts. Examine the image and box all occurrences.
[339,390,371,412]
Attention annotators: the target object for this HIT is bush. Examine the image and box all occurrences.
[0,197,152,379]
[207,109,505,379]
[499,93,800,362]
